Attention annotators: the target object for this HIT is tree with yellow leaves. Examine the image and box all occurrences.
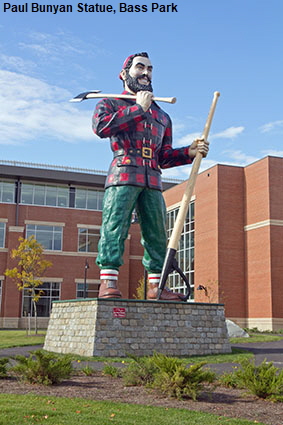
[5,236,52,334]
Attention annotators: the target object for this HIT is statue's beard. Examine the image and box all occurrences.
[125,73,153,93]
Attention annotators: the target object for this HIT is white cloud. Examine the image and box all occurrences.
[19,31,87,58]
[165,125,247,180]
[161,149,262,181]
[211,126,245,140]
[221,150,259,166]
[261,149,283,157]
[0,70,97,145]
[0,53,37,74]
[175,132,202,146]
[171,119,186,135]
[161,158,217,181]
[175,126,244,147]
[18,30,109,66]
[161,167,186,181]
[259,120,283,133]
[172,115,201,136]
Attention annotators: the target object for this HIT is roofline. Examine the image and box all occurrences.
[197,155,283,176]
[0,160,179,190]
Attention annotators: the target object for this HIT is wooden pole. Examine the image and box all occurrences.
[157,91,220,299]
[168,91,220,250]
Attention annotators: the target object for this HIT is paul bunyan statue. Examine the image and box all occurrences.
[92,52,209,300]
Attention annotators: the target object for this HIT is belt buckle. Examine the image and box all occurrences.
[142,147,152,159]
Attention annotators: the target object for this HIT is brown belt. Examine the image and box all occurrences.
[113,147,153,160]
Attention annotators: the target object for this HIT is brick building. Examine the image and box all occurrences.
[164,155,283,331]
[1,156,282,330]
[0,161,176,329]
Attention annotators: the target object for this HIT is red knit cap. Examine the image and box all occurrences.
[119,54,134,80]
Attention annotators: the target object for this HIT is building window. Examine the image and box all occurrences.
[166,202,195,299]
[0,281,2,313]
[75,188,104,211]
[22,282,60,317]
[76,282,98,299]
[26,225,63,251]
[78,228,100,252]
[0,222,6,248]
[21,183,69,207]
[0,181,15,203]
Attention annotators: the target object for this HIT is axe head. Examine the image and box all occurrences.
[70,90,101,103]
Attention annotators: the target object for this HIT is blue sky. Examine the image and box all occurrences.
[0,0,282,180]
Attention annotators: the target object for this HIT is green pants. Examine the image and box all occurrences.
[96,185,167,273]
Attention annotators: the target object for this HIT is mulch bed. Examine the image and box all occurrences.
[1,373,283,425]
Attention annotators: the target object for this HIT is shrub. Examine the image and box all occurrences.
[218,368,244,389]
[81,365,95,376]
[0,358,9,378]
[235,358,283,400]
[12,350,73,385]
[151,353,216,400]
[102,364,122,378]
[123,352,216,400]
[123,354,158,387]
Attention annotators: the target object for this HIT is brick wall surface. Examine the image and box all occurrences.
[165,157,283,330]
[244,158,270,225]
[2,157,283,331]
[0,201,144,320]
[163,180,187,208]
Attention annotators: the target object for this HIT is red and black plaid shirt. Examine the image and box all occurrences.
[92,92,193,191]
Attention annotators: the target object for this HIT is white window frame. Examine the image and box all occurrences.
[76,282,99,299]
[25,221,64,251]
[0,180,15,204]
[0,220,7,248]
[78,226,101,253]
[74,187,104,211]
[20,182,69,208]
[0,279,3,313]
[22,281,61,317]
[166,202,195,300]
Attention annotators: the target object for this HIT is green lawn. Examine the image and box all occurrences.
[0,330,46,349]
[230,334,283,344]
[0,330,277,425]
[0,329,269,365]
[1,329,282,349]
[55,347,253,366]
[1,330,282,365]
[0,394,268,425]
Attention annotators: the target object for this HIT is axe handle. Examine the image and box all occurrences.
[84,92,176,104]
[168,91,220,250]
[157,91,220,300]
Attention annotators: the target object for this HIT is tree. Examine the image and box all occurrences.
[5,236,52,334]
[133,275,149,300]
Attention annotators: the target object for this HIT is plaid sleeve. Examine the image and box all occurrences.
[158,116,194,169]
[92,98,146,138]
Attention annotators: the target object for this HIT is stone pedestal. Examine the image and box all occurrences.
[44,298,231,357]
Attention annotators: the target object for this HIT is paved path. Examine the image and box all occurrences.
[0,345,43,358]
[1,339,283,372]
[232,339,283,366]
[205,339,283,374]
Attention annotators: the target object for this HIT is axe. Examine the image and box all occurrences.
[70,90,176,104]
[157,91,220,301]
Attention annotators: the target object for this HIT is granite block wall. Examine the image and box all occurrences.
[44,299,231,357]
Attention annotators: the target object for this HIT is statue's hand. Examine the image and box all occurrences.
[189,137,209,158]
[136,91,153,112]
